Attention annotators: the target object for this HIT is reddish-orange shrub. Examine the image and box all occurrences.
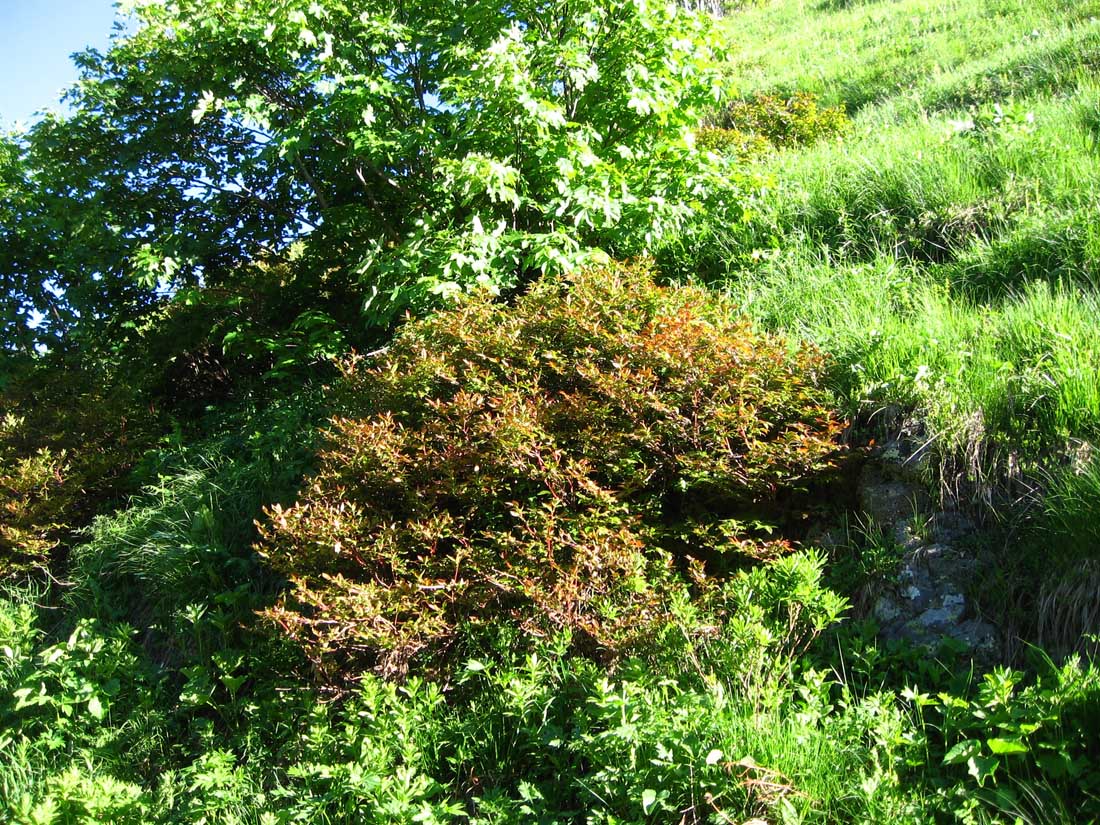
[1,361,159,580]
[256,263,844,677]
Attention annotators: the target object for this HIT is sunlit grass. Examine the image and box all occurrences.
[722,0,1100,113]
[697,3,1100,486]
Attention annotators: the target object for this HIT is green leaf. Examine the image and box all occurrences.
[641,788,657,813]
[967,755,1001,787]
[943,739,981,765]
[1035,751,1072,779]
[986,737,1029,755]
[12,686,36,706]
[87,695,105,720]
[220,674,247,696]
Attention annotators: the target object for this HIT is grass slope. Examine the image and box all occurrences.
[710,0,1100,495]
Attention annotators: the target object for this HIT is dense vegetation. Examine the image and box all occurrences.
[1,0,1098,822]
[257,264,844,679]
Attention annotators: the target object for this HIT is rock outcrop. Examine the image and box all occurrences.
[857,439,999,662]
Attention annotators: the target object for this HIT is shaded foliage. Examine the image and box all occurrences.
[718,92,849,148]
[0,357,162,579]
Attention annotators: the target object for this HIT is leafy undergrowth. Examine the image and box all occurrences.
[5,574,1100,824]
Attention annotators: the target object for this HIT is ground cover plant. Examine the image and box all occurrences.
[2,0,1100,822]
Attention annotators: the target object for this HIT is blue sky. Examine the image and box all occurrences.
[0,0,120,128]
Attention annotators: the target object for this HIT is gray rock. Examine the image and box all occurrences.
[957,619,999,656]
[874,595,902,623]
[917,593,966,630]
[855,444,1001,664]
[930,511,977,545]
[893,522,924,551]
[912,544,969,585]
[859,479,928,530]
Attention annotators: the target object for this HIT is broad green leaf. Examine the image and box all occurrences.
[986,738,1029,755]
[967,755,1001,787]
[943,738,981,765]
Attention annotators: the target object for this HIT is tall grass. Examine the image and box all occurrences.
[730,86,1100,270]
[66,392,322,648]
[1041,455,1100,563]
[726,249,1100,464]
[722,0,1100,113]
[694,16,1100,486]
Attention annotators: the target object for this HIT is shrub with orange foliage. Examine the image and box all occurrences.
[1,361,160,580]
[256,263,844,678]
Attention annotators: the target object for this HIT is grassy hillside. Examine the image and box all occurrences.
[696,0,1100,675]
[727,0,1100,109]
[2,0,1100,823]
[707,0,1100,492]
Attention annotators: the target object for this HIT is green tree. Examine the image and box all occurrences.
[2,0,736,351]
